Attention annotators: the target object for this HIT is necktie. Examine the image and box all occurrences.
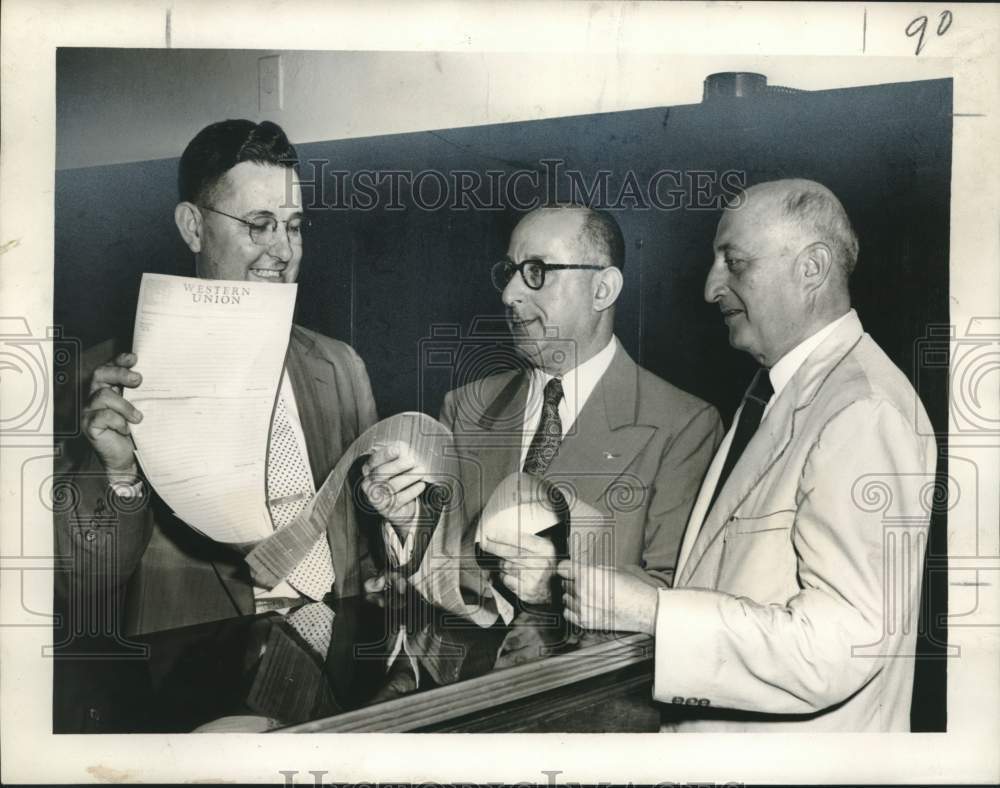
[519,376,570,625]
[267,394,336,600]
[707,367,774,514]
[477,376,566,615]
[285,602,336,657]
[523,377,565,476]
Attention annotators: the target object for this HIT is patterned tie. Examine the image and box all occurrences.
[285,602,336,657]
[267,394,336,600]
[523,377,564,476]
[707,367,774,513]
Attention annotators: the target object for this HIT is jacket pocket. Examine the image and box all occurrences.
[725,509,795,537]
[719,510,798,601]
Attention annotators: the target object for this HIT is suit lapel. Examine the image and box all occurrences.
[285,326,343,488]
[546,347,655,510]
[677,312,866,585]
[462,346,654,516]
[467,372,529,495]
[284,326,357,593]
[677,387,796,585]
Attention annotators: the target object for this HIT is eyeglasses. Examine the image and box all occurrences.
[201,205,309,247]
[491,258,605,291]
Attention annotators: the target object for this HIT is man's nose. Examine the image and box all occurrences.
[501,271,526,307]
[267,227,295,262]
[704,260,726,303]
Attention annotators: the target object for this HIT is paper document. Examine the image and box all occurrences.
[246,412,455,588]
[125,273,297,543]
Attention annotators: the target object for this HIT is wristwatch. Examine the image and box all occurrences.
[108,476,145,499]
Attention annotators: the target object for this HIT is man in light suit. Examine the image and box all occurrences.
[389,205,722,632]
[560,179,937,731]
[55,120,380,636]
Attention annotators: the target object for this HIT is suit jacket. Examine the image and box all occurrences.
[55,325,379,636]
[437,344,722,615]
[653,311,937,731]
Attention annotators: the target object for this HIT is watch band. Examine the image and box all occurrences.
[108,477,145,499]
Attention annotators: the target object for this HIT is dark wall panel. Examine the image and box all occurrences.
[56,79,951,428]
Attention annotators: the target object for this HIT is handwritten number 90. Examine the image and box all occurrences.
[906,10,953,56]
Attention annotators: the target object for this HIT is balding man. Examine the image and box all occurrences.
[560,179,937,731]
[404,204,723,637]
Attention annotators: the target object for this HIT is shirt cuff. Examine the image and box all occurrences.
[490,579,516,625]
[652,587,723,704]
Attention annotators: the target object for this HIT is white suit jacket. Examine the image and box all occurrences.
[654,311,937,731]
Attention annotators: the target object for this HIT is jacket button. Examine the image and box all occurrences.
[88,707,101,721]
[639,559,648,569]
[84,529,97,542]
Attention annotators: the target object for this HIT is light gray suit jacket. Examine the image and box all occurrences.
[654,312,937,731]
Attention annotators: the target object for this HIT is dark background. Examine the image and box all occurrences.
[55,78,952,730]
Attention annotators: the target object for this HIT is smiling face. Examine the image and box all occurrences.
[502,208,608,374]
[190,161,303,284]
[704,191,808,367]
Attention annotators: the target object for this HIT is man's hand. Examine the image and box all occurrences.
[480,520,556,605]
[363,571,409,597]
[81,352,144,479]
[558,560,658,635]
[494,610,576,669]
[361,441,429,538]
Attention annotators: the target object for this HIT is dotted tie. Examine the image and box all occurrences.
[285,602,336,657]
[523,377,564,476]
[267,394,335,600]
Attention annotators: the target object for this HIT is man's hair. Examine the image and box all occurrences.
[726,180,860,277]
[178,119,298,204]
[541,203,626,270]
[780,183,859,276]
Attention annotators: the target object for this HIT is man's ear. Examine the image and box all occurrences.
[174,202,203,254]
[797,241,833,296]
[593,266,624,312]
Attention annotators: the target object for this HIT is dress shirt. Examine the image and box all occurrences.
[764,310,854,416]
[674,310,854,578]
[519,335,619,466]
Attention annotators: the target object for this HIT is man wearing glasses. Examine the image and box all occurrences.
[423,205,723,635]
[56,119,380,636]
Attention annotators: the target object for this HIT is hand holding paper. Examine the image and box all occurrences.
[480,519,557,605]
[82,351,144,478]
[476,473,565,605]
[361,441,430,537]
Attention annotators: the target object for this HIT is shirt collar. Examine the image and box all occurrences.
[768,309,855,397]
[530,334,618,420]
